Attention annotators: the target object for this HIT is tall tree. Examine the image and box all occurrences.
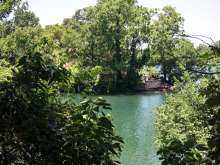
[13,1,39,27]
[0,0,20,20]
[92,0,136,89]
[125,6,154,87]
[150,6,184,84]
[0,0,20,37]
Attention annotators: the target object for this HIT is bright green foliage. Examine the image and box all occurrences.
[2,0,220,164]
[0,26,71,65]
[13,1,39,27]
[156,75,212,164]
[63,0,155,91]
[173,39,197,70]
[0,1,38,38]
[68,64,103,93]
[0,0,20,20]
[0,27,43,63]
[0,0,17,37]
[45,24,84,64]
[88,0,135,86]
[205,78,220,164]
[93,0,154,89]
[125,6,154,87]
[156,75,210,145]
[0,66,12,81]
[139,66,160,78]
[150,6,185,84]
[63,7,101,66]
[155,41,220,164]
[0,59,12,81]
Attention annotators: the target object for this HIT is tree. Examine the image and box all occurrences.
[65,0,155,92]
[205,78,220,164]
[0,51,123,164]
[125,6,154,88]
[156,36,220,164]
[0,26,68,65]
[13,1,39,27]
[0,3,124,161]
[0,27,43,64]
[0,0,19,37]
[150,6,184,84]
[89,0,136,90]
[0,0,20,20]
[171,39,197,81]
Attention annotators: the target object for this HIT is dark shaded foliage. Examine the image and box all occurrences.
[0,52,123,164]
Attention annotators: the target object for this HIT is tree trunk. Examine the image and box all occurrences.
[127,37,138,88]
[113,17,123,88]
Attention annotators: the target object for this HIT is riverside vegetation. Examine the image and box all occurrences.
[0,0,220,164]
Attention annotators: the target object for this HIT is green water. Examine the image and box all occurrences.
[102,93,164,165]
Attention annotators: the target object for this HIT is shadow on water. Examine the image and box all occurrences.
[64,93,164,165]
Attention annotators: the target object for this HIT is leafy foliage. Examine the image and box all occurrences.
[156,43,220,164]
[139,66,160,78]
[0,52,123,164]
[156,75,211,163]
[148,7,206,85]
[13,1,39,27]
[1,0,220,164]
[0,0,20,20]
[68,64,103,93]
[62,0,155,91]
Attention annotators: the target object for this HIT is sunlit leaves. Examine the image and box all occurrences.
[0,0,20,20]
[156,76,212,164]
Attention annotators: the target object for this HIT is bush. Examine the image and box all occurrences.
[0,52,123,164]
[156,75,212,164]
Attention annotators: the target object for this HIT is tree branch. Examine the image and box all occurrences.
[180,34,215,46]
[188,69,220,75]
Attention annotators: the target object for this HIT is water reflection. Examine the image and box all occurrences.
[102,94,164,165]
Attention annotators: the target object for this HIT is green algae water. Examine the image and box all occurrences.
[102,93,164,165]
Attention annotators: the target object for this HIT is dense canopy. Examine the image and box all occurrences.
[0,0,220,164]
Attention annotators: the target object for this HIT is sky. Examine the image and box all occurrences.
[28,0,220,45]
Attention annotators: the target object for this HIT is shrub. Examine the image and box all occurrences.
[0,52,123,164]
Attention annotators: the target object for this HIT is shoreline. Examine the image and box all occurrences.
[94,89,170,96]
